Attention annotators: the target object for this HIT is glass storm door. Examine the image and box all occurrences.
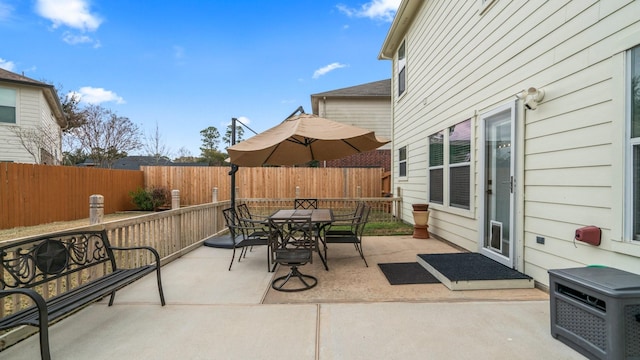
[480,104,515,267]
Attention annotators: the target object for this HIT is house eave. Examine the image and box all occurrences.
[0,70,67,129]
[378,0,422,60]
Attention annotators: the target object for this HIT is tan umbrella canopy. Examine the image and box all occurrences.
[227,113,390,166]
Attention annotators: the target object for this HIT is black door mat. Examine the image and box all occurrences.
[416,253,533,291]
[378,262,441,285]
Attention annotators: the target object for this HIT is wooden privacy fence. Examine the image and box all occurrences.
[1,164,387,230]
[143,166,386,206]
[0,163,144,230]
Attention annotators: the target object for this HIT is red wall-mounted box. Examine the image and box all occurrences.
[574,226,601,246]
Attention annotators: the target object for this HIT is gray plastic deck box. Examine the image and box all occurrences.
[548,267,640,360]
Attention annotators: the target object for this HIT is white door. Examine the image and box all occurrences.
[479,103,516,267]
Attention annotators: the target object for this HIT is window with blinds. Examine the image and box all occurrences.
[0,87,16,124]
[428,120,471,209]
[429,131,444,204]
[449,120,471,209]
[399,146,407,177]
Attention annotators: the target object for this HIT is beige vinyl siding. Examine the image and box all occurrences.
[319,97,391,150]
[39,91,63,163]
[389,0,640,284]
[0,85,62,164]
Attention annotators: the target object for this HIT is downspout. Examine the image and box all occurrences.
[515,96,527,273]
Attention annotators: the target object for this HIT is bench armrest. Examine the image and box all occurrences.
[1,288,51,359]
[1,288,49,325]
[109,245,162,266]
[109,245,166,306]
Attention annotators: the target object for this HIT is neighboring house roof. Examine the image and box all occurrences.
[310,79,391,115]
[0,68,67,128]
[112,156,174,170]
[78,156,209,169]
[378,0,421,59]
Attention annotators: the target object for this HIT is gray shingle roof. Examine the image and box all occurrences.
[0,68,49,87]
[311,79,391,97]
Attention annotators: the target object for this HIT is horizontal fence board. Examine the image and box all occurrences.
[1,164,386,230]
[0,163,144,229]
[143,166,385,206]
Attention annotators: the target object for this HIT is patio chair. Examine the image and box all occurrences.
[323,204,371,267]
[222,207,271,271]
[236,203,269,239]
[326,201,366,232]
[294,198,318,209]
[268,216,317,291]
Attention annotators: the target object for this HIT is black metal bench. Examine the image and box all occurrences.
[0,229,166,360]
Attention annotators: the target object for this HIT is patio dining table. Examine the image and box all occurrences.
[269,208,333,271]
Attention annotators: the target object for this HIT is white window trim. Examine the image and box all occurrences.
[428,131,444,205]
[397,40,406,99]
[398,145,407,180]
[625,46,640,243]
[427,120,475,217]
[0,86,18,125]
[479,0,497,16]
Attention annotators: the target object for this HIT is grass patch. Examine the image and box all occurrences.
[329,221,414,236]
[365,221,414,236]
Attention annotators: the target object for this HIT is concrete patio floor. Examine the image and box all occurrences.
[1,235,585,359]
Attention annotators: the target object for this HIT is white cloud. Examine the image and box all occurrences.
[35,0,102,31]
[71,87,125,105]
[62,31,101,48]
[0,58,16,71]
[62,31,91,44]
[312,62,348,79]
[232,116,251,127]
[337,0,401,22]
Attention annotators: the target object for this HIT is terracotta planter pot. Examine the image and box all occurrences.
[412,204,429,212]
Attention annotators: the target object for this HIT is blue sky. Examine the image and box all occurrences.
[0,0,399,158]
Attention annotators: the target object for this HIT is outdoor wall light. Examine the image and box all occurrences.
[516,87,545,110]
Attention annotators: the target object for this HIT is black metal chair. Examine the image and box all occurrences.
[268,216,317,291]
[325,201,365,234]
[294,198,318,209]
[323,204,370,267]
[236,203,269,239]
[222,207,270,271]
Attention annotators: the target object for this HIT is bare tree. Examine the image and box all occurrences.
[174,146,200,163]
[142,122,172,163]
[9,125,59,164]
[66,104,142,168]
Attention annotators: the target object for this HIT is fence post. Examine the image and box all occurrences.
[212,187,218,203]
[89,194,104,225]
[171,190,180,209]
[396,186,402,220]
[295,186,300,198]
[171,190,182,251]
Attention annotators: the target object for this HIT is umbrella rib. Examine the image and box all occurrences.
[264,143,282,164]
[286,137,315,146]
[342,139,361,152]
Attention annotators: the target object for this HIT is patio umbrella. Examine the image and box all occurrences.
[227,111,390,167]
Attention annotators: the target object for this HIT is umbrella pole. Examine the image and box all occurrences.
[203,117,238,249]
[230,117,237,210]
